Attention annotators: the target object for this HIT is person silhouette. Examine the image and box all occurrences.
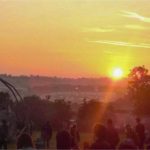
[17,133,34,149]
[118,124,137,150]
[126,124,137,144]
[35,133,45,149]
[0,120,8,149]
[42,121,52,149]
[106,119,119,149]
[56,130,72,150]
[135,118,145,148]
[70,124,80,149]
[119,124,138,149]
[90,123,110,149]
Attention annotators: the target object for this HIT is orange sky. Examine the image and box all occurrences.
[0,0,150,77]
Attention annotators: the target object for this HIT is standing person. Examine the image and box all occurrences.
[106,119,119,149]
[126,124,137,145]
[70,124,80,149]
[42,121,52,149]
[35,133,45,149]
[118,124,137,149]
[0,120,8,149]
[17,133,34,149]
[135,118,145,148]
[90,124,110,149]
[56,130,72,150]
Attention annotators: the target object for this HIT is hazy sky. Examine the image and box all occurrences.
[0,0,150,77]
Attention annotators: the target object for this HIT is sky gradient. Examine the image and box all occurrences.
[0,0,150,77]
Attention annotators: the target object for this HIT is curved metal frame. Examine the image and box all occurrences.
[0,78,23,103]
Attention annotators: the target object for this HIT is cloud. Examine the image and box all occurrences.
[89,40,150,49]
[121,11,150,23]
[125,24,147,30]
[82,27,115,33]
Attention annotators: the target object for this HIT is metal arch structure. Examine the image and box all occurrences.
[0,78,27,139]
[0,78,23,103]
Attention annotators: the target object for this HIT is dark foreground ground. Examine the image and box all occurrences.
[8,131,92,149]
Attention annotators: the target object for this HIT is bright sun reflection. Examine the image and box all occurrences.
[112,68,123,79]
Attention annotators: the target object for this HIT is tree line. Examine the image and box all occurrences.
[0,66,150,131]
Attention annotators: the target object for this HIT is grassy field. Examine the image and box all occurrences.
[8,131,147,149]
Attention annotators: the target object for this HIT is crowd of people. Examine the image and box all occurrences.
[0,118,150,149]
[88,118,146,150]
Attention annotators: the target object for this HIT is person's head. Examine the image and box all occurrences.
[70,123,76,128]
[93,123,107,141]
[72,124,77,129]
[70,124,77,132]
[17,133,33,149]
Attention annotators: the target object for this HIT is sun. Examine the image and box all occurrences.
[112,68,123,79]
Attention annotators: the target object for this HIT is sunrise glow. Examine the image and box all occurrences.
[0,0,149,77]
[112,68,124,79]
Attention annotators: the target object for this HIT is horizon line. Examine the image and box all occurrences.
[0,73,128,80]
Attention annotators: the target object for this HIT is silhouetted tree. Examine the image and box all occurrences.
[15,96,73,129]
[128,66,150,115]
[51,99,73,129]
[77,100,105,131]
